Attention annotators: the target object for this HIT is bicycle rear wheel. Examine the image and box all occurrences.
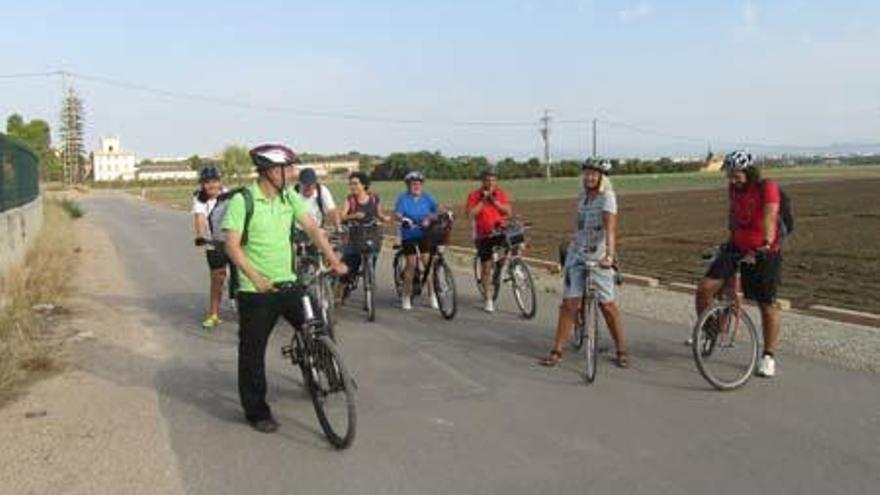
[510,259,537,319]
[392,250,405,298]
[304,335,357,449]
[473,255,485,298]
[583,298,599,384]
[433,258,457,320]
[692,302,759,391]
[570,294,585,350]
[364,254,376,322]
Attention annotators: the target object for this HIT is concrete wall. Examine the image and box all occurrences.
[0,197,43,285]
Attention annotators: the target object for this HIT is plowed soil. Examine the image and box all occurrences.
[449,178,880,313]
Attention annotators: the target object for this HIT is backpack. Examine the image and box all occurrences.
[208,187,254,245]
[777,186,794,238]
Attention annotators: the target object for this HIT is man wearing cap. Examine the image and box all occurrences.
[295,167,341,231]
[466,166,512,313]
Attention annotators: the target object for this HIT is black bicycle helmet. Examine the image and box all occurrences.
[480,166,499,179]
[199,165,221,183]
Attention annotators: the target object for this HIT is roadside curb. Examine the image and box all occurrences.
[808,305,880,327]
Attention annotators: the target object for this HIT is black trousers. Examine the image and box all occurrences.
[236,289,305,422]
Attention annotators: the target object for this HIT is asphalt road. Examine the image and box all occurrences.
[78,192,880,495]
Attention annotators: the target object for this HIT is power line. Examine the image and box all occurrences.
[64,71,538,128]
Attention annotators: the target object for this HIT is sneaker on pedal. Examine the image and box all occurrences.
[757,354,776,377]
[428,294,439,310]
[484,299,495,313]
[401,296,412,311]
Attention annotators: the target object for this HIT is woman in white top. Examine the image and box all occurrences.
[192,165,230,329]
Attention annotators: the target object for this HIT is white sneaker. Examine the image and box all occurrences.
[757,354,776,377]
[484,299,495,313]
[401,296,412,311]
[429,294,439,310]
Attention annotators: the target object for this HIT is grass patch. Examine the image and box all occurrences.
[0,200,77,400]
[125,164,880,209]
[57,198,85,218]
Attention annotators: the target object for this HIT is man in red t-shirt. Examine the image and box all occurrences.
[466,167,512,313]
[696,150,784,378]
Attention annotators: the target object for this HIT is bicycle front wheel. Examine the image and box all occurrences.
[433,258,457,320]
[510,259,537,319]
[304,335,357,449]
[318,274,337,341]
[583,298,599,384]
[364,255,376,322]
[692,302,759,391]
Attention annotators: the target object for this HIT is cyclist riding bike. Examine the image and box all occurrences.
[223,144,347,434]
[337,171,390,304]
[394,171,443,311]
[540,158,629,368]
[466,166,512,313]
[192,165,234,329]
[696,150,783,378]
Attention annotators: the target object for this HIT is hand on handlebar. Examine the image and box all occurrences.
[599,255,615,269]
[401,217,415,229]
[329,260,349,277]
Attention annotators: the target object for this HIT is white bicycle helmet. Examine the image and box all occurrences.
[404,170,425,183]
[582,157,612,175]
[723,150,756,172]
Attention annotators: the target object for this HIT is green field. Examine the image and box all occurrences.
[125,164,880,209]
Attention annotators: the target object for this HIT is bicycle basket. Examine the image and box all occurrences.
[504,220,526,246]
[347,223,383,252]
[424,215,453,246]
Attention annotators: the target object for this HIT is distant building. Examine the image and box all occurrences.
[298,160,359,179]
[136,161,198,181]
[92,136,137,182]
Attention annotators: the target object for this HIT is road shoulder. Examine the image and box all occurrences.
[0,214,185,494]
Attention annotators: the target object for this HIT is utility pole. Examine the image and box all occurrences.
[539,109,551,179]
[591,118,598,158]
[60,85,85,185]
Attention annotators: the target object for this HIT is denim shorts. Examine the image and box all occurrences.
[563,259,616,303]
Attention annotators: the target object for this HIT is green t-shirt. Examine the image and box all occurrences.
[223,182,309,292]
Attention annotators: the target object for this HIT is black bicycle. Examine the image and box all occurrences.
[392,212,457,320]
[472,219,537,319]
[293,231,339,339]
[340,220,382,322]
[275,282,357,449]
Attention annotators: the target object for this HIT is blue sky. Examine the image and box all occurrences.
[1,0,879,159]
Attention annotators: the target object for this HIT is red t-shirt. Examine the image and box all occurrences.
[466,187,510,239]
[730,180,780,252]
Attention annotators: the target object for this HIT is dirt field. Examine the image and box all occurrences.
[449,178,880,314]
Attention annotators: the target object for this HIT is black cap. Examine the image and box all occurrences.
[298,167,318,185]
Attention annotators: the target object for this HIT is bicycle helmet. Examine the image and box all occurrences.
[722,150,756,172]
[404,171,425,183]
[582,157,612,175]
[480,166,499,179]
[199,165,221,183]
[249,144,299,171]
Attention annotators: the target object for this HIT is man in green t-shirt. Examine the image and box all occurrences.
[224,144,347,434]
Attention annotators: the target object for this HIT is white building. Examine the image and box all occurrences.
[92,136,137,182]
[136,162,198,181]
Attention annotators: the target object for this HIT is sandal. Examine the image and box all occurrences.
[615,350,630,369]
[539,349,564,367]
